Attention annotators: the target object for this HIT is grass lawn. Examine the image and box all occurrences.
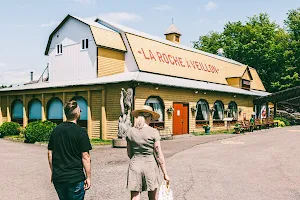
[90,139,112,146]
[192,129,235,136]
[3,135,112,146]
[3,135,25,142]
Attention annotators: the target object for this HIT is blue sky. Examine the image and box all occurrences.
[0,0,299,85]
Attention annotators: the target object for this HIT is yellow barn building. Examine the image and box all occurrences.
[0,15,269,139]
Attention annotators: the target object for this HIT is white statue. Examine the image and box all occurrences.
[118,88,133,139]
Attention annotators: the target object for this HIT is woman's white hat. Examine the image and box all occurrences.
[131,105,160,120]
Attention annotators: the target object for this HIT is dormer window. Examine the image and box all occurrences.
[81,38,89,50]
[242,79,251,90]
[56,44,62,55]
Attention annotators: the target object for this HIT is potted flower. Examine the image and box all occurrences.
[191,106,197,113]
[238,108,243,114]
[209,107,216,113]
[167,107,174,115]
[234,123,243,134]
[203,124,210,134]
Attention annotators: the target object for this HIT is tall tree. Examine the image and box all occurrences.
[272,8,300,90]
[193,12,299,92]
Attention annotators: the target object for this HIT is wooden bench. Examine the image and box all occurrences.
[243,120,254,132]
[262,118,271,128]
[239,120,253,132]
[268,117,278,127]
[254,119,263,130]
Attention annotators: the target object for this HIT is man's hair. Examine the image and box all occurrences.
[64,100,78,120]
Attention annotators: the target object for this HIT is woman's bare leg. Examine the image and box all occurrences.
[148,189,158,200]
[131,191,141,200]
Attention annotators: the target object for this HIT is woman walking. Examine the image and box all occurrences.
[126,105,170,200]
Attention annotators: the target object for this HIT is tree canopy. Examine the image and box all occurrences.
[193,10,300,92]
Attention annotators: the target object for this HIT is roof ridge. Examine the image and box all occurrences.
[96,18,245,67]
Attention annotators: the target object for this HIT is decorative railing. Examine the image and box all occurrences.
[196,120,209,127]
[213,119,225,127]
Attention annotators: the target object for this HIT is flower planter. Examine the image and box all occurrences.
[204,127,210,135]
[234,128,240,134]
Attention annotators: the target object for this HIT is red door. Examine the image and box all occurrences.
[182,104,189,134]
[173,103,189,135]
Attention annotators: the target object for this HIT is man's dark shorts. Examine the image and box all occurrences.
[54,181,85,200]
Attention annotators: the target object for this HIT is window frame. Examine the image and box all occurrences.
[81,38,89,51]
[195,99,210,128]
[228,101,238,121]
[144,96,165,130]
[56,43,63,55]
[241,79,251,90]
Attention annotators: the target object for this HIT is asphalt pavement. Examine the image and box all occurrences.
[1,126,300,200]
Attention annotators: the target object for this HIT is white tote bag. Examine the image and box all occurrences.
[158,181,173,200]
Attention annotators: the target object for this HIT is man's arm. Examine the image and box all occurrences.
[47,150,53,182]
[82,152,91,190]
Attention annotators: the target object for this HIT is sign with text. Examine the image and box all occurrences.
[126,33,248,85]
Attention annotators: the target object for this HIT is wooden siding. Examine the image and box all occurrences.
[91,26,126,52]
[0,82,255,138]
[250,68,266,91]
[226,77,240,88]
[91,90,101,138]
[98,48,125,77]
[105,84,124,139]
[135,84,254,134]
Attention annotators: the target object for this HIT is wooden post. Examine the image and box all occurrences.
[6,96,11,122]
[41,94,46,121]
[101,89,107,140]
[23,95,28,128]
[274,103,277,118]
[63,93,66,121]
[87,90,92,138]
[0,97,3,126]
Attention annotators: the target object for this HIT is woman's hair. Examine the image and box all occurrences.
[134,112,152,130]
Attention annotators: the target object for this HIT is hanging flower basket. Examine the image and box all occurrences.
[167,107,174,114]
[238,108,243,114]
[191,106,197,113]
[209,107,216,113]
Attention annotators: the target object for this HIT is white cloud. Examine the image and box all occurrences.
[154,5,173,11]
[40,20,59,27]
[69,0,96,4]
[204,1,217,11]
[0,63,7,68]
[93,12,142,24]
[0,70,40,86]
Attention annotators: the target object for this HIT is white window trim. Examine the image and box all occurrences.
[80,37,89,51]
[56,43,63,56]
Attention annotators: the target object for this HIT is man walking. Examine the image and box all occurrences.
[48,100,92,200]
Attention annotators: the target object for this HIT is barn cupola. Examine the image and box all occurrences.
[164,19,181,44]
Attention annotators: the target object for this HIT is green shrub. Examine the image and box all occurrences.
[24,120,56,143]
[274,117,290,126]
[0,122,21,137]
[274,120,285,127]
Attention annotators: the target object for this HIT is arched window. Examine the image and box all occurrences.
[11,99,23,125]
[213,100,225,127]
[47,98,63,124]
[196,99,209,127]
[145,96,165,129]
[71,96,88,129]
[28,99,42,122]
[228,101,238,120]
[213,100,224,120]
